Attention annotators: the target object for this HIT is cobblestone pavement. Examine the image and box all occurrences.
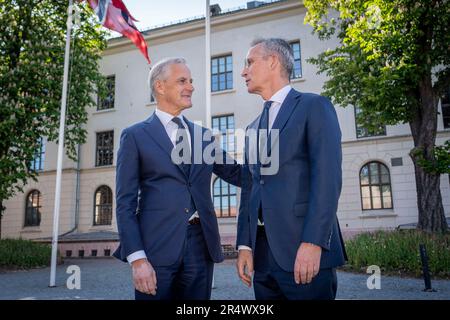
[0,258,449,300]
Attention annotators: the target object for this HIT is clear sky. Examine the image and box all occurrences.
[122,0,257,31]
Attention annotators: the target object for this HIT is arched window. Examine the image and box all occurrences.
[25,190,42,227]
[360,161,393,210]
[213,178,237,218]
[93,186,113,225]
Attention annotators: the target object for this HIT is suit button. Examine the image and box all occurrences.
[260,180,264,185]
[185,208,190,213]
[188,182,192,187]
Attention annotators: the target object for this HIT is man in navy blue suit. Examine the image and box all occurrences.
[113,57,241,300]
[236,38,347,300]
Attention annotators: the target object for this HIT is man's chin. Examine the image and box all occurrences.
[247,86,256,94]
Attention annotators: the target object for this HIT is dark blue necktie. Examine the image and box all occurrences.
[258,100,273,165]
[257,101,272,223]
[171,117,191,177]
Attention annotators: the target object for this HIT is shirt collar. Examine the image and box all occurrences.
[266,84,292,105]
[155,107,183,128]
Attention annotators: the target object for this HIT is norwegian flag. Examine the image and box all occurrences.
[87,0,150,64]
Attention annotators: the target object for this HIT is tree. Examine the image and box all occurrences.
[304,0,449,233]
[0,0,107,238]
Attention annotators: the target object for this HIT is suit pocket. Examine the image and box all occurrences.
[293,202,308,217]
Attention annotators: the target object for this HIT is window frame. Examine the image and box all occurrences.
[211,54,233,92]
[97,75,116,111]
[30,137,45,172]
[213,177,237,218]
[95,130,114,167]
[354,106,387,138]
[289,40,302,79]
[441,88,450,129]
[212,114,236,155]
[359,161,393,211]
[24,190,42,227]
[93,185,113,226]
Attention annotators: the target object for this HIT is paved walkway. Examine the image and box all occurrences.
[0,258,449,300]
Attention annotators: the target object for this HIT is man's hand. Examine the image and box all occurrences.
[132,258,157,295]
[294,242,322,284]
[236,249,254,287]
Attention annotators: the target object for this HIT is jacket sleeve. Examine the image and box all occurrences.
[236,133,252,249]
[301,96,342,251]
[115,128,145,258]
[212,136,242,187]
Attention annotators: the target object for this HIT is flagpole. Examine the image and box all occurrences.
[205,0,216,289]
[205,0,211,129]
[50,0,73,287]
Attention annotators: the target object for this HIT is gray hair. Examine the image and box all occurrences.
[251,38,294,79]
[148,57,187,98]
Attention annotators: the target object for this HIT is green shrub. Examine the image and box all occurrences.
[0,239,52,269]
[344,230,450,279]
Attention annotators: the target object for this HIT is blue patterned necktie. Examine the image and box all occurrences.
[257,101,272,223]
[258,100,273,164]
[171,117,191,177]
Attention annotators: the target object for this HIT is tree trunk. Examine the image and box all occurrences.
[409,78,448,233]
[410,159,447,233]
[0,201,3,239]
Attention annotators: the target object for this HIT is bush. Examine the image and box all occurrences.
[343,230,450,279]
[0,238,52,269]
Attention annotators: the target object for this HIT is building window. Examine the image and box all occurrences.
[360,161,393,210]
[213,178,237,218]
[30,137,45,172]
[98,75,115,110]
[355,106,386,138]
[290,41,302,79]
[96,131,114,167]
[93,186,113,225]
[441,88,450,129]
[24,190,42,227]
[211,55,232,92]
[212,114,235,154]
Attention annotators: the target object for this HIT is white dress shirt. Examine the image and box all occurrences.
[127,107,197,264]
[239,85,292,252]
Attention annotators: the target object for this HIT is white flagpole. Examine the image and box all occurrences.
[50,0,73,287]
[205,0,211,129]
[205,0,216,290]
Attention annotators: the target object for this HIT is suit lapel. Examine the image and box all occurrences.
[270,89,301,135]
[247,118,260,179]
[143,113,188,179]
[183,117,208,181]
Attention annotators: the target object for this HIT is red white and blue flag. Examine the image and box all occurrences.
[87,0,150,64]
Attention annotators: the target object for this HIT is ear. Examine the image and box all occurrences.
[154,79,164,96]
[268,54,278,70]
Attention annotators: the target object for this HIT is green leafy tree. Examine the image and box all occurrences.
[304,0,449,233]
[0,0,107,238]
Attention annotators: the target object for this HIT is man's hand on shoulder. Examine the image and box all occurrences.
[132,258,157,295]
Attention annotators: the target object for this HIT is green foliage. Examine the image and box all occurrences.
[304,0,449,233]
[0,0,107,211]
[411,140,450,174]
[304,0,450,128]
[0,238,52,269]
[344,230,450,278]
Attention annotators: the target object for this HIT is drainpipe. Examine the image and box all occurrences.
[60,142,81,236]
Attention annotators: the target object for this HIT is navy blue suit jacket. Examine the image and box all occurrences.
[113,113,241,266]
[237,89,347,272]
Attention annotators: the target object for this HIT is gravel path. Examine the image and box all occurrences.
[0,258,448,300]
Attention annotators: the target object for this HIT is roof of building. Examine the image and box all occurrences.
[108,0,287,43]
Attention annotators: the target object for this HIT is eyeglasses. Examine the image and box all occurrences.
[244,55,271,68]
